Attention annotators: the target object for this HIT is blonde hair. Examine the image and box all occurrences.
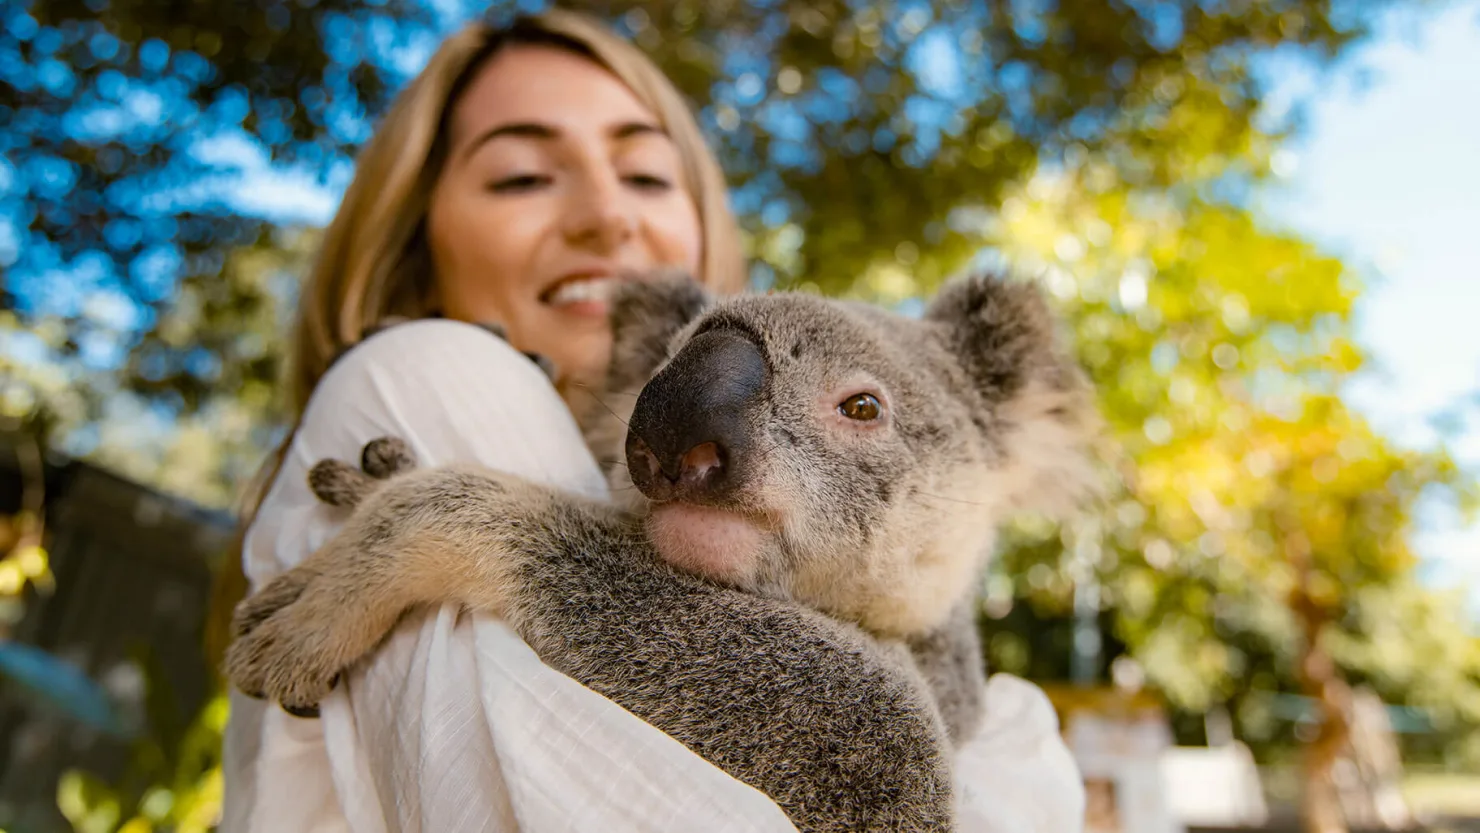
[205,9,746,666]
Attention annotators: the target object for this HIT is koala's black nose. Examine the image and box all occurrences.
[626,329,767,503]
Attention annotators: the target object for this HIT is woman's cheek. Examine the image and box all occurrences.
[639,197,703,274]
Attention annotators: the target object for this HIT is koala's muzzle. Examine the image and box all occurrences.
[626,329,767,505]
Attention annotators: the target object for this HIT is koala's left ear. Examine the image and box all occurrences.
[925,270,1102,516]
[605,268,714,391]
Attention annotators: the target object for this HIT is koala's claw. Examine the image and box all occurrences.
[225,569,348,715]
[361,436,417,479]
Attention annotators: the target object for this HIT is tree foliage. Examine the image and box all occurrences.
[977,160,1480,756]
[3,0,1401,455]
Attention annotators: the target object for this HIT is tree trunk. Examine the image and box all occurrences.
[1288,529,1351,833]
[1298,636,1352,833]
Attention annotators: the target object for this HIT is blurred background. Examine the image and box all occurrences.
[1,0,1477,831]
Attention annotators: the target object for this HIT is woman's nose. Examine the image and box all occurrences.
[562,171,635,252]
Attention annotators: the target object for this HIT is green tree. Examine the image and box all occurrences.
[978,158,1480,828]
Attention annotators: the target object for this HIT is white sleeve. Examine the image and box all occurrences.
[953,674,1087,833]
[220,319,796,833]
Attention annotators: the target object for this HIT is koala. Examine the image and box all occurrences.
[224,270,1096,832]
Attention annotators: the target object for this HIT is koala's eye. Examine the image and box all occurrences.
[838,393,882,421]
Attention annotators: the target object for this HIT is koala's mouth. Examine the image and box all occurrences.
[646,503,770,586]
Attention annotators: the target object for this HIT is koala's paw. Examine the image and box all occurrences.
[308,460,373,509]
[361,436,417,479]
[231,567,312,641]
[308,437,419,509]
[225,568,347,715]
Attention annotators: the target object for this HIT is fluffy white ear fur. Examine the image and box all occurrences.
[988,379,1103,521]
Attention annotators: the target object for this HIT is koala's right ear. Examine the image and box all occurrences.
[606,269,714,391]
[923,270,1076,405]
[925,270,1102,518]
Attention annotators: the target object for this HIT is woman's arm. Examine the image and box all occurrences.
[224,319,794,833]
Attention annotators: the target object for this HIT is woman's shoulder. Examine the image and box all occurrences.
[305,319,559,424]
[322,318,549,392]
[294,317,606,496]
[243,316,604,589]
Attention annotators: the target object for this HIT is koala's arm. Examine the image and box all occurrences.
[227,447,954,833]
[908,598,989,746]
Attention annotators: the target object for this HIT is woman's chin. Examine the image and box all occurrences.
[646,503,766,586]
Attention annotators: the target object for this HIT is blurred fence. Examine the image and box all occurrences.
[0,440,231,832]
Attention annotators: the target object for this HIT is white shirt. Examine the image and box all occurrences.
[219,319,1085,833]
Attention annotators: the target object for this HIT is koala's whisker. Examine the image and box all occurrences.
[572,385,631,429]
[569,381,640,398]
[917,491,989,507]
[570,380,639,395]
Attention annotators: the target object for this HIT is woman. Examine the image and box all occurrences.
[215,9,1084,832]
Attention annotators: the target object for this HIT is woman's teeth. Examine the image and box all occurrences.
[547,277,615,306]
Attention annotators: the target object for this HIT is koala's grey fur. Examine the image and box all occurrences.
[906,599,990,745]
[224,271,1097,832]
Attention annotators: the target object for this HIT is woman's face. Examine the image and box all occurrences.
[425,45,704,398]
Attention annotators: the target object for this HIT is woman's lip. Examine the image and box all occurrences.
[552,298,610,319]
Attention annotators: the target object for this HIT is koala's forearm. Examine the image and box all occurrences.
[232,465,957,832]
[377,472,956,833]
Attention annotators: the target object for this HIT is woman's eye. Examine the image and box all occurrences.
[838,393,882,421]
[624,173,672,191]
[488,174,550,193]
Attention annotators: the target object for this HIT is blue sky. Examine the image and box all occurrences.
[1258,0,1480,607]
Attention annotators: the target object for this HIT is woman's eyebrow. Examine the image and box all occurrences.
[460,122,554,163]
[611,121,667,141]
[460,120,670,162]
